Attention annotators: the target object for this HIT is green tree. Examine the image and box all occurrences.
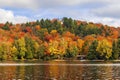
[37,44,45,59]
[36,28,48,40]
[40,19,45,28]
[2,21,12,30]
[87,40,98,60]
[50,20,63,34]
[112,39,120,59]
[25,37,34,59]
[39,19,52,33]
[36,20,40,25]
[65,46,78,58]
[62,17,77,33]
[0,45,4,60]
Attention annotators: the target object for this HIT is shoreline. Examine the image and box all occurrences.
[1,59,120,62]
[53,59,120,62]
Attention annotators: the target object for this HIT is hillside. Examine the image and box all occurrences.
[0,17,120,60]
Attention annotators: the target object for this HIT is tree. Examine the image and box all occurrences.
[0,44,4,60]
[112,39,120,59]
[84,35,95,43]
[25,36,35,59]
[82,41,90,55]
[44,19,52,32]
[52,20,63,34]
[65,46,78,58]
[62,17,77,33]
[64,40,78,58]
[11,46,18,60]
[36,44,45,59]
[2,26,10,30]
[48,40,59,55]
[0,43,9,60]
[87,40,98,60]
[17,37,27,60]
[58,38,68,56]
[2,21,10,30]
[96,39,112,60]
[36,28,48,40]
[36,20,40,25]
[77,39,84,54]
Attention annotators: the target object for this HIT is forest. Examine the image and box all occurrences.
[0,17,120,60]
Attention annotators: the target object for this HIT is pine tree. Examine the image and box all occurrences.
[87,40,98,60]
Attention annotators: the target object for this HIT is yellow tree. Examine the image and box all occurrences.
[11,46,18,60]
[17,37,27,60]
[77,39,84,54]
[96,39,112,59]
[48,40,59,55]
[58,38,68,55]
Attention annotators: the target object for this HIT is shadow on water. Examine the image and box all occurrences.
[0,60,119,80]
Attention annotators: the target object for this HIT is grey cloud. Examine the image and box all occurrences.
[91,4,120,18]
[0,0,110,9]
[0,0,39,10]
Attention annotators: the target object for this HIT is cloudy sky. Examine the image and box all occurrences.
[0,0,120,27]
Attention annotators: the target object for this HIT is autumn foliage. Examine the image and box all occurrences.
[0,17,120,60]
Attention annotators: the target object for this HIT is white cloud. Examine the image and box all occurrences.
[0,8,30,23]
[0,0,120,27]
[82,16,120,27]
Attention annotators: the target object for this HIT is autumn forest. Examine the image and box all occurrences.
[0,17,120,60]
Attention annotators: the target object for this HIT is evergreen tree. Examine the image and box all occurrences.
[112,39,120,59]
[87,40,98,60]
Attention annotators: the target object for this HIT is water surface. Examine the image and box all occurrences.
[0,60,120,80]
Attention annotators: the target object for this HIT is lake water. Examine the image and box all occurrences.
[0,60,120,80]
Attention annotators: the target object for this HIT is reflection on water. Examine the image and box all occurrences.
[0,61,120,79]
